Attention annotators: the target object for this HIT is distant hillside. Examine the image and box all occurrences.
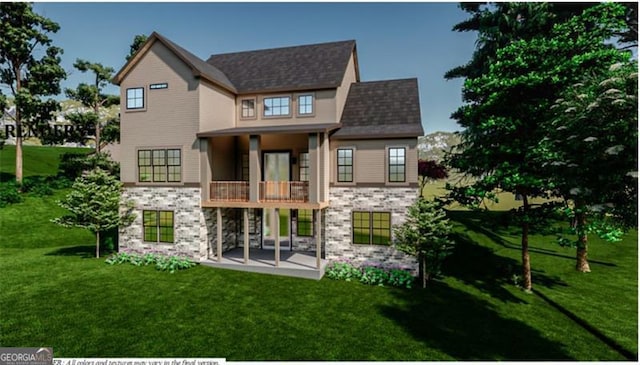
[418,131,461,162]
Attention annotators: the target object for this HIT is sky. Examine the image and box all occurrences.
[32,2,478,134]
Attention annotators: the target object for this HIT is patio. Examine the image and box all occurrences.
[200,248,327,280]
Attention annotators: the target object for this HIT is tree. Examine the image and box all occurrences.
[0,3,66,184]
[446,3,629,291]
[64,59,119,152]
[53,168,134,258]
[418,159,448,196]
[543,60,637,272]
[126,34,148,62]
[394,198,455,289]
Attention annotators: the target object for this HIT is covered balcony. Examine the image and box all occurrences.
[198,123,337,209]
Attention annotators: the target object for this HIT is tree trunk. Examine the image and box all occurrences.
[15,65,23,185]
[96,231,100,258]
[575,205,591,272]
[422,256,428,289]
[94,102,101,153]
[521,194,532,292]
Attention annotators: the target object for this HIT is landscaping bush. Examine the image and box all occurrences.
[106,250,198,273]
[58,152,119,180]
[0,182,22,207]
[325,260,414,289]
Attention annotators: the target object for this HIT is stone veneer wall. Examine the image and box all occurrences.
[120,187,205,259]
[326,186,419,271]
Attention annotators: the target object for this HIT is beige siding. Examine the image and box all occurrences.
[120,41,200,183]
[330,138,418,185]
[211,136,236,180]
[235,89,338,127]
[335,52,358,121]
[199,81,236,132]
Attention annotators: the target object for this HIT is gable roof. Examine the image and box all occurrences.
[207,40,358,94]
[113,32,237,93]
[332,78,424,139]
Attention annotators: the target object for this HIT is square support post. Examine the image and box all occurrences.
[216,207,222,263]
[316,209,322,269]
[273,208,280,267]
[243,208,249,264]
[249,135,262,202]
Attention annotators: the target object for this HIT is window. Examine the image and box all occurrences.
[297,209,313,237]
[388,147,406,182]
[137,148,181,183]
[126,87,144,109]
[299,152,309,181]
[337,148,353,182]
[298,95,313,115]
[241,99,255,118]
[150,83,168,90]
[264,96,290,117]
[138,150,152,182]
[352,211,391,245]
[143,210,174,243]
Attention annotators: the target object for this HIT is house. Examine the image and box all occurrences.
[112,32,424,279]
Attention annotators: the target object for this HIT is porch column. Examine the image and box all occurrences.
[249,135,262,202]
[243,208,249,264]
[315,208,322,269]
[199,138,213,202]
[216,207,222,262]
[273,208,280,267]
[308,133,320,204]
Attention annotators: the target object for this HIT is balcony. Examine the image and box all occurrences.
[209,181,308,203]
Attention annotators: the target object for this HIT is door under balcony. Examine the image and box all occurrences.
[262,152,291,250]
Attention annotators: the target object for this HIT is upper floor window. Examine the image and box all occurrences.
[264,96,290,117]
[299,152,309,182]
[298,95,313,115]
[241,99,255,119]
[388,147,406,182]
[337,148,353,183]
[138,148,181,183]
[126,87,144,109]
[150,83,168,90]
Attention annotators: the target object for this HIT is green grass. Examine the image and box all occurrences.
[0,145,637,360]
[0,145,90,181]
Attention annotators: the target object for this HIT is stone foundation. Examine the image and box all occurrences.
[326,186,419,271]
[120,187,204,259]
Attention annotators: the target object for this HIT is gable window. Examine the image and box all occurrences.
[126,87,144,109]
[297,209,313,237]
[337,148,353,182]
[298,94,313,115]
[150,83,168,90]
[241,99,255,119]
[138,148,181,183]
[388,147,406,182]
[143,210,174,243]
[352,211,391,245]
[299,152,309,181]
[264,96,290,117]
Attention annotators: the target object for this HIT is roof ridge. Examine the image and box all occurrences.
[207,39,355,60]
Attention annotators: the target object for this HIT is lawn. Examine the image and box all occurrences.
[0,146,637,360]
[0,145,90,181]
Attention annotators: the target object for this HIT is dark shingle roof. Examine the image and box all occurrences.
[207,40,356,94]
[154,33,237,92]
[333,78,424,139]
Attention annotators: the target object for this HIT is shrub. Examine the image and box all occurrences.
[58,152,119,180]
[325,260,414,289]
[325,260,363,281]
[0,182,22,207]
[105,251,197,273]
